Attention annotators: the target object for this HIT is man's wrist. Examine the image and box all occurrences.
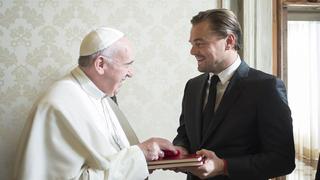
[137,143,148,159]
[222,159,228,176]
[212,158,225,177]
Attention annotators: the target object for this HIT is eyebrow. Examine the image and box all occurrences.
[189,38,205,43]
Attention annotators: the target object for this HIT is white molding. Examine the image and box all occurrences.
[243,0,272,73]
[243,0,257,67]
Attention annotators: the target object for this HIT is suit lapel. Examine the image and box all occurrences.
[201,61,250,145]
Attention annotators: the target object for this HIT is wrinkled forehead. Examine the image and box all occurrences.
[113,37,134,63]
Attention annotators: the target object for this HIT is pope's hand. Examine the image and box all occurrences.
[138,138,178,161]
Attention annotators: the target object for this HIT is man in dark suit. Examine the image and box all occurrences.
[173,9,295,180]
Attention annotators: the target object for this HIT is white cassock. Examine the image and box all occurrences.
[13,67,149,180]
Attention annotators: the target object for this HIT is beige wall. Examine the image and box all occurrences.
[0,1,217,180]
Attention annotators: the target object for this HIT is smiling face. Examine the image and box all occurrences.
[80,37,135,97]
[189,21,229,74]
[83,37,134,97]
[102,38,134,96]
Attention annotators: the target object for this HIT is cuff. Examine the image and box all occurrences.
[223,159,228,176]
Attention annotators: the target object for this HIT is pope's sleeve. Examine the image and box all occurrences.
[13,101,149,180]
[77,146,148,180]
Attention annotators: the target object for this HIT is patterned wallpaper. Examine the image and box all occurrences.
[0,0,216,179]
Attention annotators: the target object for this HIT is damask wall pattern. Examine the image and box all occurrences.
[0,0,216,179]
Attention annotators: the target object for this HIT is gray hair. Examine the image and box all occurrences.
[78,42,121,67]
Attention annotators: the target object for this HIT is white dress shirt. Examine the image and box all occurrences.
[204,55,241,112]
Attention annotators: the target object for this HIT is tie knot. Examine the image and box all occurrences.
[210,75,220,85]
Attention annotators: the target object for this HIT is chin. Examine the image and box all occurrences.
[197,66,206,73]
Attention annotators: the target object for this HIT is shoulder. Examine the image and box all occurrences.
[247,68,275,80]
[245,68,285,87]
[181,73,207,92]
[27,75,92,127]
[245,68,288,102]
[186,73,207,85]
[37,75,84,109]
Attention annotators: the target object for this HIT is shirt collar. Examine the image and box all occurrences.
[71,66,106,99]
[209,54,241,84]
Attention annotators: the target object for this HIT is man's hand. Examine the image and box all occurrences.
[179,149,225,179]
[137,138,177,161]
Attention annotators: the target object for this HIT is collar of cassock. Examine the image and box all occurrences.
[71,67,106,100]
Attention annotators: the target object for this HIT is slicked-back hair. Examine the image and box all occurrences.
[191,9,242,50]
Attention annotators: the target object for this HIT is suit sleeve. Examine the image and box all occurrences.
[226,78,295,179]
[173,81,191,150]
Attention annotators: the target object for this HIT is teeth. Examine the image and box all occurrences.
[196,56,204,61]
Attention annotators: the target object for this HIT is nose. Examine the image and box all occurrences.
[190,45,197,55]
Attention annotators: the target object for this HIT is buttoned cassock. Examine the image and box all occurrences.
[13,67,148,180]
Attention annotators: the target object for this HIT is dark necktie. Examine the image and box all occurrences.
[202,75,220,136]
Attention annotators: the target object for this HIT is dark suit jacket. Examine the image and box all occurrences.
[316,154,320,180]
[173,61,295,180]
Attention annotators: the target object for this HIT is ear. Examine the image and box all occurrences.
[93,56,106,75]
[225,33,236,50]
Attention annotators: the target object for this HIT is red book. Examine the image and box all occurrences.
[147,154,204,170]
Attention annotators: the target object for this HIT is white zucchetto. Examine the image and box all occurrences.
[79,27,124,56]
